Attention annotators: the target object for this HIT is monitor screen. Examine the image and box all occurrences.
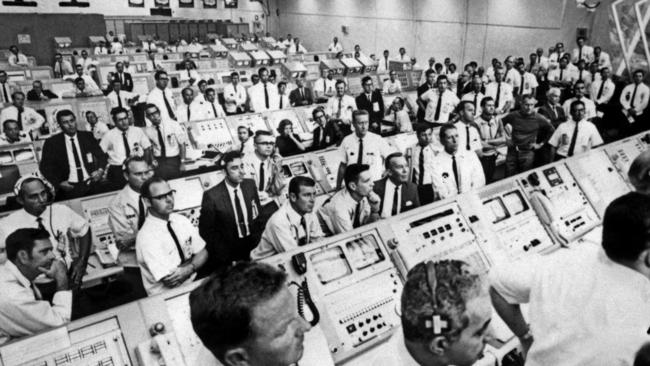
[310,246,351,284]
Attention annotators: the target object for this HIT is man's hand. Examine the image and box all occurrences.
[60,181,75,192]
[161,266,192,288]
[532,143,544,150]
[39,260,70,292]
[90,169,104,182]
[69,258,87,290]
[518,334,534,359]
[367,191,381,213]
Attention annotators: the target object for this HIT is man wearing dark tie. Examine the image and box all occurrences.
[409,124,438,204]
[310,107,338,151]
[113,62,133,92]
[373,152,420,218]
[355,76,385,133]
[198,151,261,276]
[39,109,108,200]
[537,87,567,128]
[289,78,313,106]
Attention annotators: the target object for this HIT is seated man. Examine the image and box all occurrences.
[628,150,650,195]
[136,177,208,296]
[84,111,109,141]
[190,262,311,366]
[0,228,72,345]
[382,70,403,95]
[252,176,325,259]
[374,260,491,366]
[65,64,100,92]
[0,119,31,146]
[318,164,381,236]
[26,81,58,101]
[373,152,420,218]
[7,45,29,67]
[490,192,650,366]
[0,91,45,135]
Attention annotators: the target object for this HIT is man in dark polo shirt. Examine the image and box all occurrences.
[502,94,554,176]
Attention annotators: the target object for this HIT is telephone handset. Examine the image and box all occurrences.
[290,253,321,327]
[136,323,187,366]
[527,172,572,246]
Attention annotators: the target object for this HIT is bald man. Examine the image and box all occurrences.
[628,150,650,194]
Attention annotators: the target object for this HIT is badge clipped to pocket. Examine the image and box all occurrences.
[372,102,380,112]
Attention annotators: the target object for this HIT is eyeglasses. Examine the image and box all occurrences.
[150,189,176,200]
[257,141,275,146]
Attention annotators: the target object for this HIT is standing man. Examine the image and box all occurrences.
[373,152,420,218]
[277,82,290,110]
[251,176,325,259]
[326,79,356,125]
[328,36,343,53]
[143,104,186,179]
[53,53,74,78]
[355,76,385,133]
[199,151,261,274]
[318,164,382,236]
[502,95,554,176]
[107,79,139,113]
[454,101,483,156]
[377,50,391,73]
[484,67,514,115]
[420,75,459,125]
[431,125,485,199]
[313,69,336,103]
[475,97,506,183]
[0,120,31,146]
[39,109,107,200]
[337,110,394,187]
[461,75,485,116]
[289,78,313,107]
[107,156,154,251]
[193,88,226,120]
[146,71,177,122]
[548,57,575,100]
[410,124,439,205]
[248,67,279,112]
[0,91,45,134]
[562,80,597,120]
[590,67,615,113]
[223,72,247,115]
[113,62,133,92]
[382,70,403,95]
[137,177,208,296]
[417,69,436,122]
[549,100,603,160]
[572,36,594,64]
[0,70,17,104]
[176,87,197,123]
[516,61,538,103]
[537,88,568,128]
[620,69,650,136]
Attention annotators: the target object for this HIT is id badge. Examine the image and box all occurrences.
[372,102,380,112]
[86,153,93,163]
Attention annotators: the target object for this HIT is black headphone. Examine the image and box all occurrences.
[419,261,451,336]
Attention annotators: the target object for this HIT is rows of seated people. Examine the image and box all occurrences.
[1,32,650,364]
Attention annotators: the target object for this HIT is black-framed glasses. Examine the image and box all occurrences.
[150,189,176,200]
[257,141,276,146]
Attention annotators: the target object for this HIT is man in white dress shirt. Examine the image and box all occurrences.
[248,67,279,112]
[223,72,247,115]
[65,64,100,92]
[461,76,485,116]
[146,71,177,122]
[0,91,45,134]
[562,80,597,120]
[431,124,485,200]
[593,46,611,70]
[0,70,17,104]
[7,45,29,67]
[620,69,650,136]
[314,69,337,103]
[454,101,483,157]
[136,177,208,296]
[75,50,94,74]
[421,75,460,125]
[326,79,356,125]
[144,104,186,179]
[591,67,615,112]
[382,70,403,95]
[176,87,198,123]
[549,99,603,160]
[572,36,594,64]
[242,130,281,209]
[53,53,74,78]
[484,67,514,115]
[410,124,440,205]
[107,79,139,112]
[0,120,31,146]
[328,36,343,53]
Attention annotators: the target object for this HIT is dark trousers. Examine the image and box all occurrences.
[417,184,435,205]
[505,148,535,177]
[55,180,110,201]
[479,155,497,183]
[198,235,258,279]
[155,156,182,180]
[106,164,126,190]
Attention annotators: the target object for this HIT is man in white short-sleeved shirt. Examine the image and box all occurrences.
[420,75,459,124]
[549,99,603,160]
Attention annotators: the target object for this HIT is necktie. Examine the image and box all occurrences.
[300,216,309,245]
[16,108,23,130]
[597,80,605,100]
[631,84,639,109]
[579,70,583,82]
[233,189,247,237]
[452,155,460,193]
[434,92,442,121]
[167,221,186,262]
[385,58,388,70]
[120,73,124,85]
[337,97,342,117]
[391,185,400,216]
[187,69,191,78]
[559,69,563,81]
[2,83,8,103]
[568,121,579,157]
[550,104,557,120]
[70,137,84,182]
[473,93,478,111]
[300,88,304,100]
[116,91,123,108]
[162,91,176,120]
[156,125,166,158]
[137,198,146,229]
[418,147,425,185]
[57,63,63,77]
[36,217,46,231]
[578,47,582,62]
[495,82,501,109]
[187,105,191,121]
[279,96,283,109]
[259,161,265,191]
[296,43,299,52]
[352,200,362,228]
[465,125,471,151]
[357,138,364,165]
[122,131,131,157]
[264,83,269,109]
[211,102,218,117]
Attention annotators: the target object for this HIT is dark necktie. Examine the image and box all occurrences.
[434,92,442,121]
[57,63,63,77]
[597,80,605,100]
[279,95,283,109]
[156,125,166,158]
[418,146,425,185]
[391,185,400,216]
[357,138,364,165]
[578,48,582,62]
[559,69,564,81]
[295,43,299,52]
[36,217,46,231]
[116,91,123,108]
[122,131,131,157]
[2,83,8,103]
[162,91,176,120]
[579,70,583,82]
[259,161,265,191]
[187,105,191,121]
[352,200,362,228]
[337,97,342,117]
[495,82,501,109]
[137,198,146,229]
[187,69,191,78]
[519,74,524,94]
[167,221,186,262]
[473,92,478,111]
[30,282,41,300]
[568,121,579,157]
[631,84,639,109]
[452,155,460,193]
[70,137,84,182]
[264,83,269,109]
[233,189,247,237]
[211,102,218,118]
[465,125,471,151]
[16,108,23,130]
[300,88,304,100]
[300,216,309,245]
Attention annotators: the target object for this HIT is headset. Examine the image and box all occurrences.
[420,260,451,336]
[13,172,55,202]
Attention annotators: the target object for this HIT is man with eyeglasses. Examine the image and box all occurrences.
[143,104,186,180]
[548,100,603,161]
[146,71,177,123]
[310,107,338,151]
[136,176,208,296]
[243,130,283,211]
[355,76,385,134]
[382,70,403,95]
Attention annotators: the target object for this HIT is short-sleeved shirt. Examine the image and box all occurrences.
[136,213,206,296]
[420,89,459,123]
[490,243,650,366]
[317,188,373,236]
[548,119,603,157]
[339,132,394,181]
[484,82,514,111]
[454,121,483,154]
[144,120,186,158]
[100,127,151,166]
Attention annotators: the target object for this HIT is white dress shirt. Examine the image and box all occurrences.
[328,42,343,53]
[242,153,275,206]
[144,119,186,158]
[225,182,250,238]
[548,119,603,157]
[286,43,308,54]
[195,99,226,120]
[490,243,650,366]
[377,57,391,73]
[86,121,109,141]
[107,90,138,111]
[590,78,615,105]
[326,94,357,124]
[431,150,485,199]
[238,138,255,156]
[180,68,201,82]
[548,67,576,86]
[147,87,178,122]
[410,143,439,185]
[420,89,459,123]
[252,202,324,260]
[382,79,402,94]
[223,83,247,113]
[0,105,45,132]
[100,127,151,166]
[108,185,143,249]
[461,91,485,116]
[64,74,100,91]
[136,213,206,296]
[572,45,595,64]
[620,82,650,115]
[317,188,372,236]
[0,82,16,104]
[0,261,72,345]
[278,93,290,109]
[93,46,109,55]
[76,57,95,74]
[64,133,90,183]
[517,72,539,95]
[248,82,279,112]
[8,53,29,67]
[484,82,514,111]
[339,132,394,181]
[454,121,483,154]
[594,51,611,70]
[0,205,89,268]
[313,78,336,98]
[504,68,521,91]
[53,60,74,78]
[176,103,197,123]
[380,179,402,218]
[562,97,597,120]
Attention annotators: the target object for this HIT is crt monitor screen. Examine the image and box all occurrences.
[0,165,20,196]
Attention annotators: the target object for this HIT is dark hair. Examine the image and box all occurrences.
[288,176,316,195]
[144,103,159,113]
[436,74,448,83]
[258,67,268,76]
[154,70,168,80]
[55,109,75,124]
[425,69,436,77]
[385,152,404,170]
[2,119,18,129]
[335,79,346,87]
[635,342,650,366]
[74,77,84,85]
[456,100,474,114]
[602,192,650,262]
[221,150,242,168]
[111,106,128,119]
[205,87,216,95]
[344,164,370,189]
[277,119,293,134]
[190,262,287,361]
[6,228,50,262]
[415,123,432,135]
[439,124,457,142]
[123,155,148,173]
[198,79,208,87]
[634,69,645,77]
[311,106,325,119]
[361,75,372,85]
[140,176,167,199]
[352,109,369,123]
[569,99,585,112]
[230,71,239,78]
[480,96,494,108]
[254,130,273,143]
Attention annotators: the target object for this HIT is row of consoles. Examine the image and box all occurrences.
[0,131,647,365]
